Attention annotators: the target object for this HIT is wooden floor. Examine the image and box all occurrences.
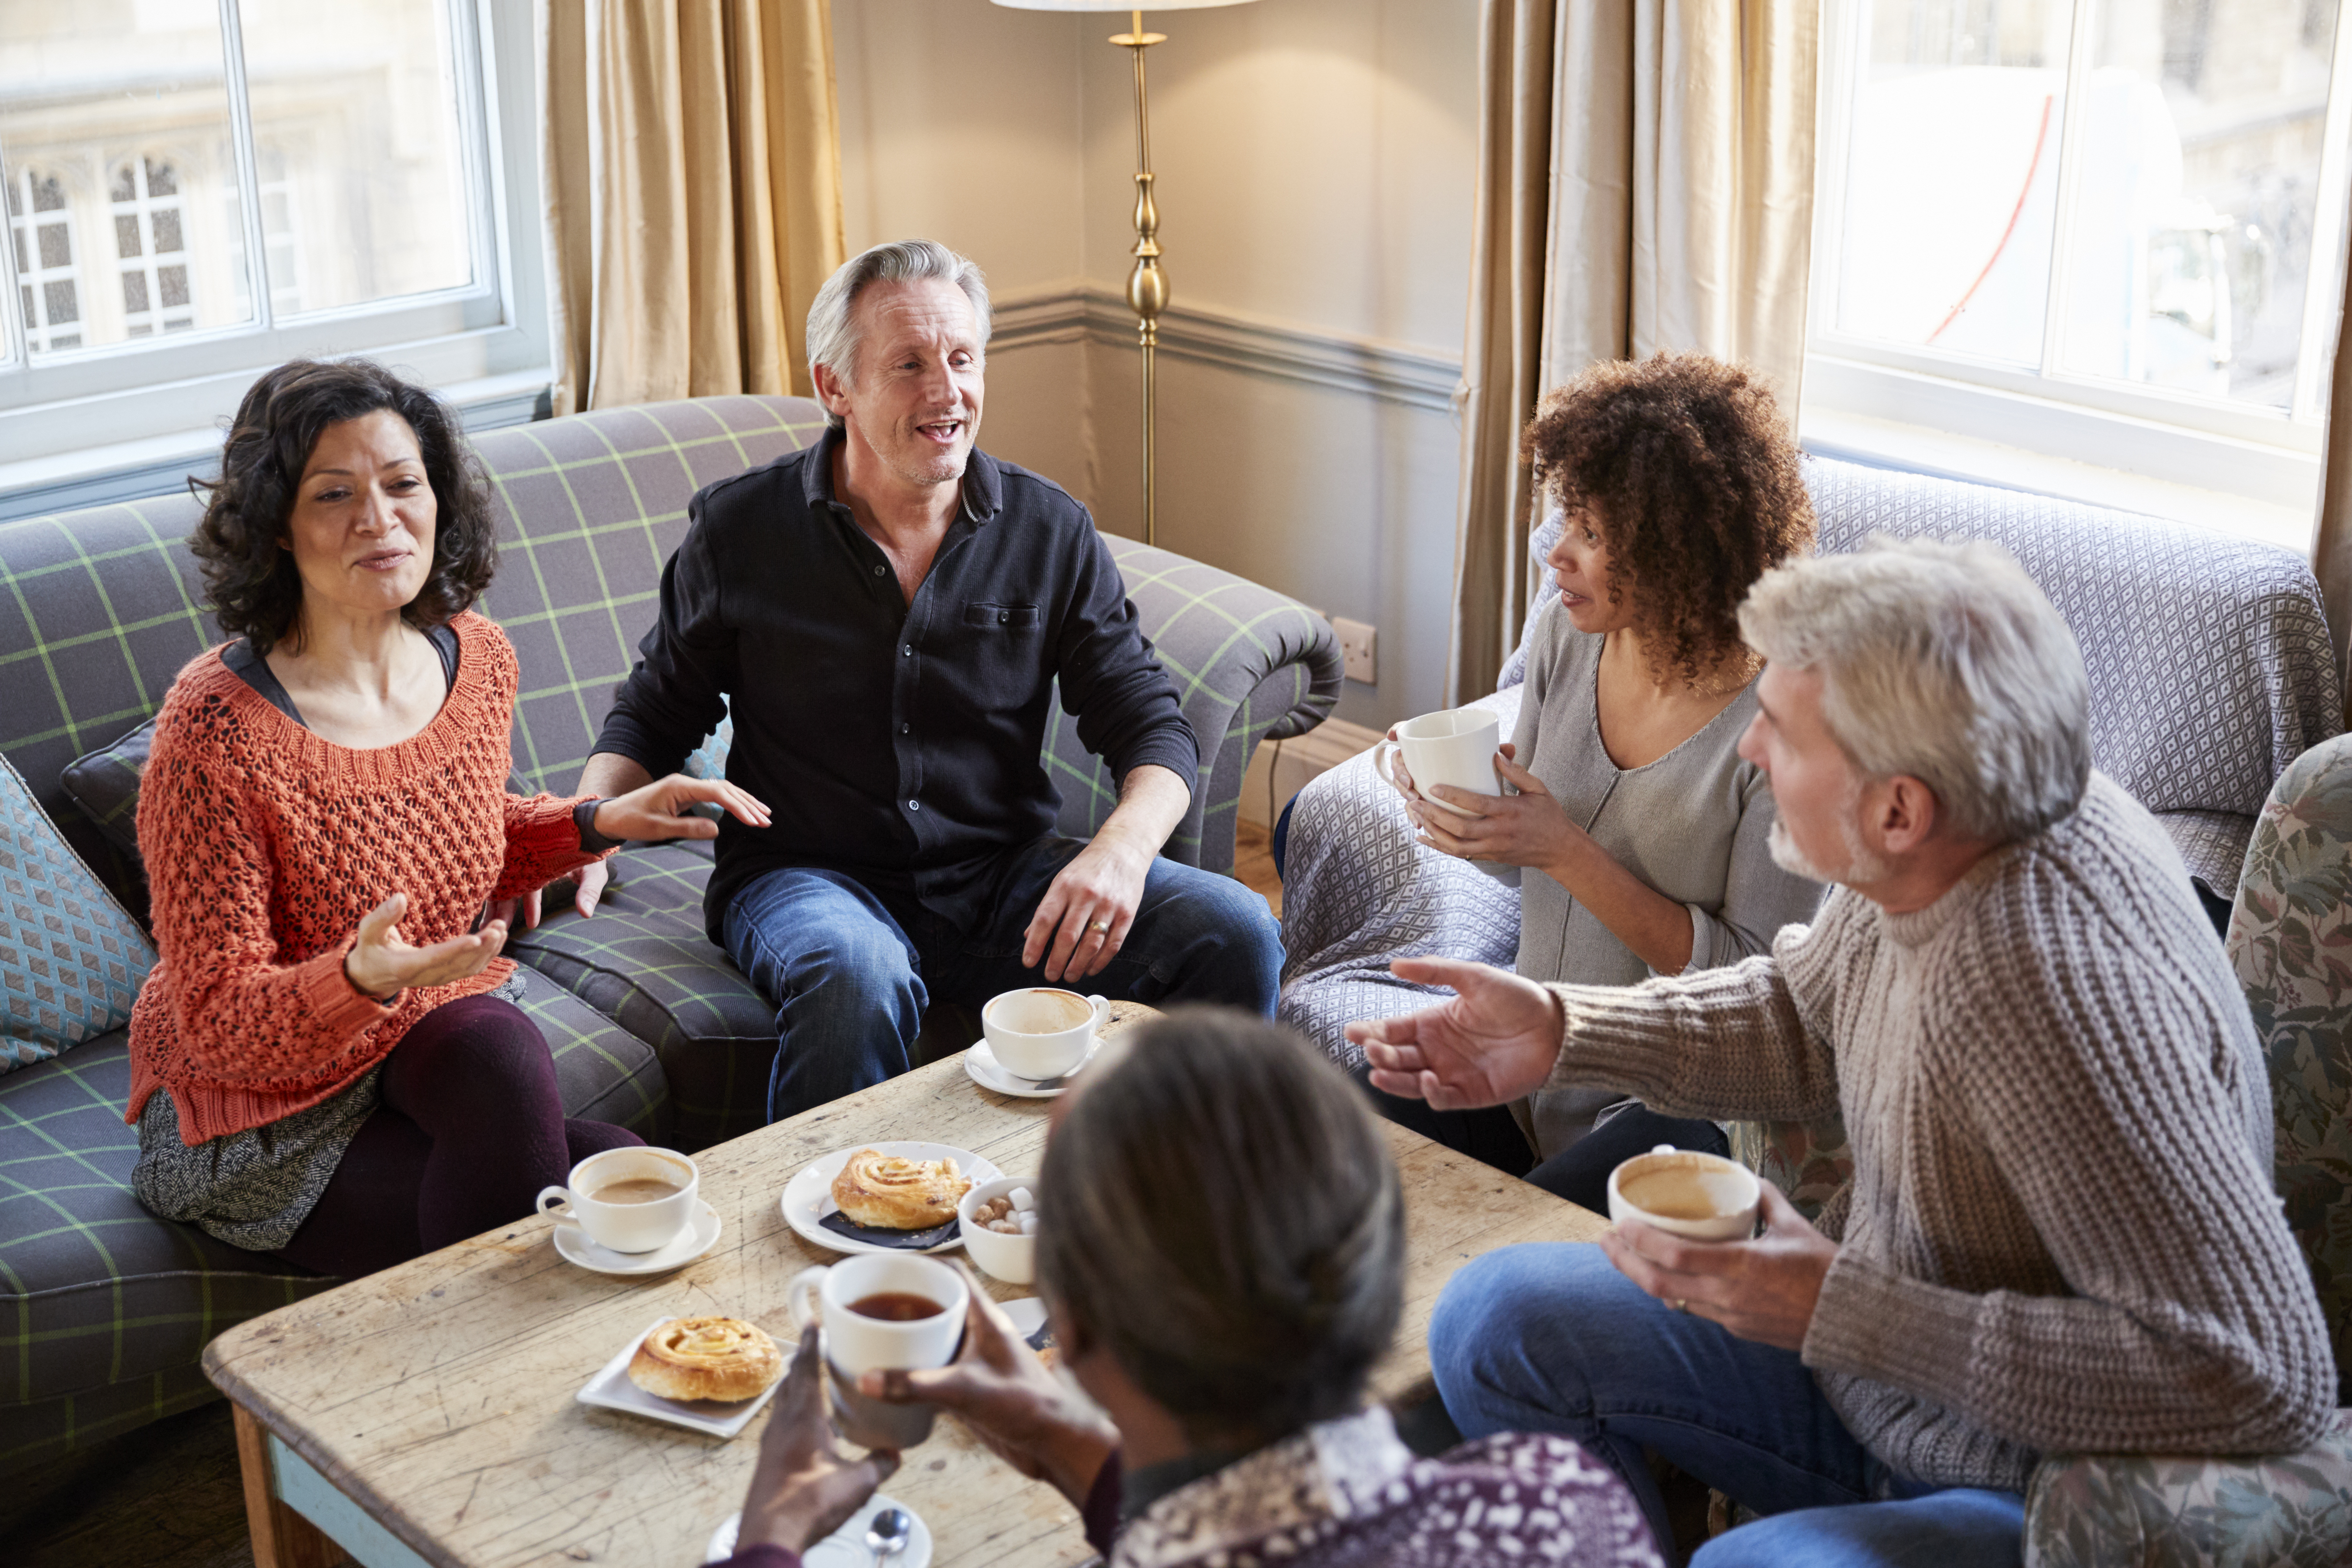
[14,845,1289,1568]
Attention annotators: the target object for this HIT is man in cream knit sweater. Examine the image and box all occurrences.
[1351,539,2334,1565]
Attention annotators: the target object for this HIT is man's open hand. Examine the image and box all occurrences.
[1600,1182,1838,1351]
[1023,836,1151,983]
[1345,956,1567,1110]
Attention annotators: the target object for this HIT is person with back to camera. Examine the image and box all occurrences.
[701,1006,1665,1568]
[557,238,1282,1126]
[1366,352,1825,1209]
[125,358,767,1278]
[1351,539,2336,1563]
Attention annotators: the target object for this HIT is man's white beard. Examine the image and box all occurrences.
[1767,798,1888,888]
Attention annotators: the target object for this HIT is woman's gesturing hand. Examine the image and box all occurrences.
[1345,956,1566,1110]
[1412,744,1585,870]
[591,774,771,844]
[343,892,507,1001]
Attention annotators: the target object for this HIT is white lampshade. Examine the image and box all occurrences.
[990,1,1257,11]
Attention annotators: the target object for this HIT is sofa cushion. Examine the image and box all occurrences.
[0,751,155,1077]
[509,842,776,1150]
[57,716,152,860]
[509,961,670,1142]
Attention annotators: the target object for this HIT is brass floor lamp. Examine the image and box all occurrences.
[990,1,1261,546]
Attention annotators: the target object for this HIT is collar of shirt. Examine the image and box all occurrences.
[800,423,1003,528]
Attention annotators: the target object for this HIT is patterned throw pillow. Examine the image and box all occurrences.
[0,749,157,1074]
[60,716,155,858]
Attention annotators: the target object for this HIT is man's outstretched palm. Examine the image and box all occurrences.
[1345,956,1565,1110]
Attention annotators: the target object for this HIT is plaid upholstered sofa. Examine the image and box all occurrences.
[0,392,1340,1466]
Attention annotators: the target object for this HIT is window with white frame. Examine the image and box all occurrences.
[1806,0,2352,537]
[0,0,546,490]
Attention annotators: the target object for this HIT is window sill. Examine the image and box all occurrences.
[0,367,553,525]
[1800,359,2321,558]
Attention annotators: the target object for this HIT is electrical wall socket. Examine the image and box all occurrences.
[1334,616,1377,684]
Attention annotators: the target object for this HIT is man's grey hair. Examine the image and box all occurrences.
[804,239,991,428]
[1738,536,2091,844]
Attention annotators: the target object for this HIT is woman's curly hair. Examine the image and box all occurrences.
[1522,352,1814,689]
[190,358,497,655]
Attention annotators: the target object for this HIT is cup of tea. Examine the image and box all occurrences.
[1372,708,1503,817]
[785,1253,969,1448]
[1606,1145,1762,1243]
[982,987,1108,1081]
[535,1146,699,1254]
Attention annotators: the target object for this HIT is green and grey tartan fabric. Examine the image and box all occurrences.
[0,391,1335,1465]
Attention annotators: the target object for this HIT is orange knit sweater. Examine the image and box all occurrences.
[125,612,607,1146]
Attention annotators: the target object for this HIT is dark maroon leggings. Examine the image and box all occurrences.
[275,994,644,1277]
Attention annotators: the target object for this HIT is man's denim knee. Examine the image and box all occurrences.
[1432,1242,1617,1437]
[1135,860,1282,1014]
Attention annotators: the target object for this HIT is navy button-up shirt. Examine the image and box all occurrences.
[594,428,1200,938]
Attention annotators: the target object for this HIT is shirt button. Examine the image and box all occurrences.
[908,798,921,811]
[873,564,886,577]
[998,610,1009,623]
[902,644,912,657]
[900,723,911,734]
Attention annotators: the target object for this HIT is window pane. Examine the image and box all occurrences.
[1835,0,2077,363]
[0,0,258,355]
[237,0,476,315]
[2058,0,2343,407]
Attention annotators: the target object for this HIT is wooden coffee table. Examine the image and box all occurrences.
[206,1004,1608,1568]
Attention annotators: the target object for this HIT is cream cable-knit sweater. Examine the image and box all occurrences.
[1545,772,2334,1491]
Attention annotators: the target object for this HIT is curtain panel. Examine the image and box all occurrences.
[538,0,846,415]
[2317,273,2352,724]
[1448,0,1821,703]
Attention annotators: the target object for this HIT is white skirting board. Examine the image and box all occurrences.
[1240,718,1384,828]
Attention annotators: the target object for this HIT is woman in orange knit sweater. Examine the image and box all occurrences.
[126,359,767,1278]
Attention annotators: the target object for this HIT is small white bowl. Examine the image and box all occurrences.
[957,1176,1039,1285]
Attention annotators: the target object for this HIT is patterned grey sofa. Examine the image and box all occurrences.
[0,392,1339,1467]
[1279,454,2344,1067]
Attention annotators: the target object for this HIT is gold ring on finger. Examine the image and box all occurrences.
[1090,919,1113,934]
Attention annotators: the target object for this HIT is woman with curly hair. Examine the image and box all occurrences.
[125,358,768,1277]
[1371,352,1825,1206]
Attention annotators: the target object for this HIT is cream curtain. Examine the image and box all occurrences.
[2314,266,2352,724]
[538,0,846,415]
[1447,0,1821,702]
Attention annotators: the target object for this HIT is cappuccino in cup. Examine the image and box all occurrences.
[982,987,1108,1081]
[1606,1146,1761,1243]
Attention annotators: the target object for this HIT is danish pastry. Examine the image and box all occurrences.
[831,1148,971,1230]
[626,1316,784,1403]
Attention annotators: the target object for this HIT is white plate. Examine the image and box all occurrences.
[961,1038,1101,1098]
[706,1496,932,1567]
[575,1317,785,1439]
[997,1296,1047,1338]
[779,1142,1004,1257]
[551,1199,722,1275]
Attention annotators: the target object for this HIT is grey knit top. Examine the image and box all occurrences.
[1544,772,2335,1489]
[1509,604,1823,1154]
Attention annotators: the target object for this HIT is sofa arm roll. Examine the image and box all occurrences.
[1048,538,1341,875]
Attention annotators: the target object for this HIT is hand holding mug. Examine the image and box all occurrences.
[737,1325,901,1555]
[1412,745,1585,868]
[343,891,506,1001]
[1599,1181,1839,1351]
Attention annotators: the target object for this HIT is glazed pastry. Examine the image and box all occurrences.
[626,1316,784,1403]
[832,1148,971,1230]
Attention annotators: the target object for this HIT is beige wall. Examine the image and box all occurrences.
[832,0,1478,730]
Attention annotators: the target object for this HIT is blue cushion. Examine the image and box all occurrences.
[0,750,154,1076]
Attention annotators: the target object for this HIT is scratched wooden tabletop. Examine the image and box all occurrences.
[204,1003,1609,1568]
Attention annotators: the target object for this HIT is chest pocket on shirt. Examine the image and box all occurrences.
[963,602,1041,630]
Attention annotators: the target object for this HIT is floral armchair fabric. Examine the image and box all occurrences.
[2018,734,2352,1567]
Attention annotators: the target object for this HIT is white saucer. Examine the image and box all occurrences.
[577,1317,785,1439]
[963,1037,1099,1097]
[779,1142,1004,1257]
[706,1496,933,1566]
[551,1199,722,1275]
[998,1296,1047,1337]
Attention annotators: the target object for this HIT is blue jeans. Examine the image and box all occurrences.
[1432,1243,2025,1566]
[723,834,1283,1122]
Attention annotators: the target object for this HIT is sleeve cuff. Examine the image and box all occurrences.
[298,937,396,1033]
[1112,735,1201,798]
[1801,1245,1980,1392]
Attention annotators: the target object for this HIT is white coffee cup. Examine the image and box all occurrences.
[1372,708,1503,816]
[982,987,1108,1081]
[1606,1145,1762,1243]
[536,1146,699,1254]
[786,1253,969,1447]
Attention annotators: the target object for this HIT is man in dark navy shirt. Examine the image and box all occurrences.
[566,240,1282,1121]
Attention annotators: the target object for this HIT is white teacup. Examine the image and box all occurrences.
[786,1253,970,1447]
[1606,1145,1761,1243]
[982,987,1108,1081]
[536,1146,699,1255]
[1372,708,1503,816]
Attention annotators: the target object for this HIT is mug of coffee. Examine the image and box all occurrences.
[536,1147,699,1254]
[982,987,1108,1081]
[1606,1145,1761,1242]
[785,1253,969,1448]
[1372,708,1503,817]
